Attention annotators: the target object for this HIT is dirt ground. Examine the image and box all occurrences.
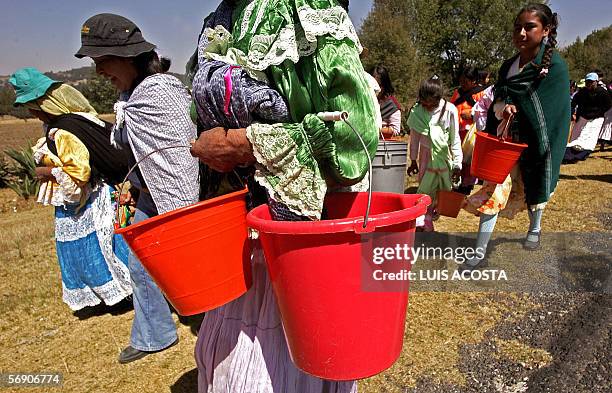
[0,119,610,392]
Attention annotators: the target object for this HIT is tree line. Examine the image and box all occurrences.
[359,0,611,124]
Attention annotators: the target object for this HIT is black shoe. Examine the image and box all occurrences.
[118,346,150,364]
[118,338,179,364]
[523,232,541,251]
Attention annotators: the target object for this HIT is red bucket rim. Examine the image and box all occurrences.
[247,192,431,235]
[475,131,528,149]
[115,188,249,235]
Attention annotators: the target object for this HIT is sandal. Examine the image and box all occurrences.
[523,231,541,250]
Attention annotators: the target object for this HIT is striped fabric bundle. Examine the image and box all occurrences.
[380,96,401,120]
[192,60,290,131]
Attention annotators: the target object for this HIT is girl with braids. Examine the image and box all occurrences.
[462,3,570,270]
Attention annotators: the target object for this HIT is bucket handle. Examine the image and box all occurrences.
[378,129,391,160]
[114,145,191,229]
[498,113,515,141]
[339,113,374,229]
[115,145,246,229]
[113,144,246,230]
[318,111,374,229]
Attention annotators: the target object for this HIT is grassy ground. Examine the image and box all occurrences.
[0,119,610,392]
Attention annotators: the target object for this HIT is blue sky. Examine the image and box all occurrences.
[0,0,610,75]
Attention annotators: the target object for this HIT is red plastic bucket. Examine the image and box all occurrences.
[470,131,527,183]
[115,188,252,316]
[247,192,430,380]
[437,190,465,218]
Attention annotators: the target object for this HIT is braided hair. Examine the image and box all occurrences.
[517,3,559,79]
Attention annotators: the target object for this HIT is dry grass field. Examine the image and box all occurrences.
[0,119,610,392]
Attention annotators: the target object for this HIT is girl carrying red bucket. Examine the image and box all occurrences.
[407,76,463,231]
[462,3,571,270]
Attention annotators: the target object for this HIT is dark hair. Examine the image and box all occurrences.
[418,76,445,102]
[370,65,395,98]
[516,3,559,79]
[461,66,479,82]
[338,0,349,11]
[132,50,171,89]
[477,70,490,84]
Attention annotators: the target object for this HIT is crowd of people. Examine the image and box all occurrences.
[396,4,608,271]
[6,1,608,392]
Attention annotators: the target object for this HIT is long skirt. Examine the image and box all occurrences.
[195,243,357,393]
[54,185,132,311]
[598,108,612,142]
[568,116,605,151]
[463,164,547,218]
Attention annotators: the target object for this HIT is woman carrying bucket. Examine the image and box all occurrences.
[462,3,570,270]
[75,14,200,363]
[406,76,463,232]
[188,0,378,391]
[9,67,132,312]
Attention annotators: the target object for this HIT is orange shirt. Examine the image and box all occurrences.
[451,88,486,136]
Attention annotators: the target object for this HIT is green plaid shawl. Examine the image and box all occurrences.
[491,45,571,205]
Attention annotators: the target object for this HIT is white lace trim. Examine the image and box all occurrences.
[111,101,128,149]
[239,1,258,41]
[250,0,270,36]
[242,4,362,72]
[54,184,101,242]
[51,167,87,205]
[91,185,132,294]
[247,24,305,71]
[202,25,269,83]
[33,150,46,166]
[247,123,327,220]
[297,5,361,47]
[32,137,47,164]
[37,181,66,207]
[62,280,132,311]
[57,185,132,311]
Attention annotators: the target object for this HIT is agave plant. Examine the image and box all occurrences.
[4,142,39,200]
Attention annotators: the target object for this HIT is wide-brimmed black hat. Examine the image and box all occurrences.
[75,13,156,59]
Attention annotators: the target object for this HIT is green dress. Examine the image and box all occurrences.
[225,0,378,219]
[407,103,455,204]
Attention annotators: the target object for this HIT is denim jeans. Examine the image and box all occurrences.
[128,207,177,351]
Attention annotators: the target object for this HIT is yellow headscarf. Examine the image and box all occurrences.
[24,84,98,117]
